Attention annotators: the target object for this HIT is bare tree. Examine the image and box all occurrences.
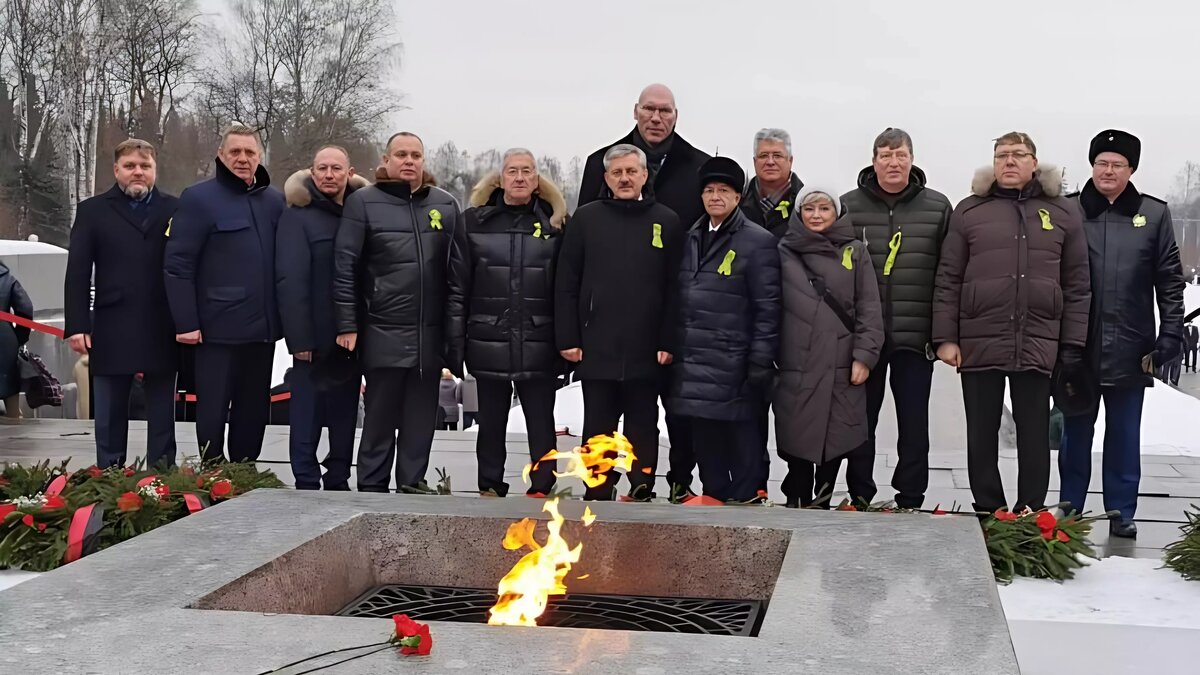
[106,0,200,141]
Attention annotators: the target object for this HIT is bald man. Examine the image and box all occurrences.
[577,84,712,503]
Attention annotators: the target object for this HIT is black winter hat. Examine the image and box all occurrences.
[1089,129,1141,171]
[697,156,746,193]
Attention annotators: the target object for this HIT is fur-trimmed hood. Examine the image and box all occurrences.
[970,164,1064,198]
[284,168,370,207]
[467,171,568,228]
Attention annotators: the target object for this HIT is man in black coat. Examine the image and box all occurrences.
[1186,323,1199,372]
[461,149,569,497]
[1059,129,1186,538]
[333,131,468,493]
[577,83,710,501]
[556,144,685,501]
[740,128,804,239]
[276,146,367,490]
[669,157,780,503]
[840,128,953,509]
[65,139,179,468]
[164,124,285,463]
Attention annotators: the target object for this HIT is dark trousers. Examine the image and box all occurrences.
[93,372,177,469]
[691,417,762,502]
[961,369,1051,512]
[813,443,877,507]
[756,402,771,491]
[476,377,557,496]
[1187,348,1197,372]
[782,458,816,506]
[358,367,440,492]
[581,378,659,500]
[194,342,274,462]
[287,359,359,490]
[1059,386,1145,521]
[864,349,933,508]
[664,408,695,488]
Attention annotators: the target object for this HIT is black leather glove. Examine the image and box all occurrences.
[746,363,778,398]
[1153,335,1183,367]
[1056,345,1086,371]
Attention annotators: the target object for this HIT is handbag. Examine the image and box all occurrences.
[18,345,63,408]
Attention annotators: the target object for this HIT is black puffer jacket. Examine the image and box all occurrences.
[740,173,803,239]
[578,128,711,226]
[276,170,369,356]
[1072,180,1185,387]
[555,197,684,381]
[462,172,569,380]
[842,165,952,355]
[333,169,468,374]
[667,209,780,420]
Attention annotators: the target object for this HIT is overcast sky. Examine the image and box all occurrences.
[392,0,1198,201]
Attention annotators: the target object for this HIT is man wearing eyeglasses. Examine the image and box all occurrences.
[932,131,1090,516]
[740,128,804,239]
[577,83,711,502]
[1057,130,1184,538]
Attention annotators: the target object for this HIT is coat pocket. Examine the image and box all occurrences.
[206,286,247,302]
[215,219,251,233]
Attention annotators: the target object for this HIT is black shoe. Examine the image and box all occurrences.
[1110,519,1138,539]
[784,500,799,509]
[399,481,438,495]
[669,482,697,504]
[623,484,655,503]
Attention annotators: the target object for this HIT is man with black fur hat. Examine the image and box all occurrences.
[1058,129,1185,538]
[667,157,780,504]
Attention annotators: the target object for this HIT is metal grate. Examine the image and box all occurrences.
[337,584,765,637]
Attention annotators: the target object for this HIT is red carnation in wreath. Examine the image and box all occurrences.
[391,614,433,656]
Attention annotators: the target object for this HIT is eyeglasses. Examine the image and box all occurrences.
[638,104,676,118]
[755,152,789,162]
[994,151,1035,162]
[504,167,536,178]
[1094,160,1129,171]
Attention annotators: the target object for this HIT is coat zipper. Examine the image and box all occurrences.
[411,199,425,379]
[884,208,895,342]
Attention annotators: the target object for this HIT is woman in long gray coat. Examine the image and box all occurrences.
[775,186,884,508]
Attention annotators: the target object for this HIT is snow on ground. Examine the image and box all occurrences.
[998,556,1200,630]
[0,569,40,592]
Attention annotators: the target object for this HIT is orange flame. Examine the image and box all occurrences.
[522,433,637,488]
[487,497,580,626]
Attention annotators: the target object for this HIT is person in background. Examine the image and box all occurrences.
[933,132,1090,516]
[0,260,33,423]
[276,145,367,490]
[577,83,710,503]
[774,186,883,508]
[1186,323,1198,373]
[63,138,179,468]
[438,369,460,430]
[333,131,467,494]
[164,124,285,463]
[668,157,780,504]
[557,144,685,501]
[840,128,953,509]
[460,370,479,429]
[461,148,568,497]
[1059,129,1185,538]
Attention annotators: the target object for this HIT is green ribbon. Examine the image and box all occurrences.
[717,249,736,276]
[429,208,443,231]
[533,221,542,238]
[775,200,790,220]
[1133,214,1147,228]
[1038,208,1053,231]
[883,231,902,276]
[841,245,854,270]
[652,223,663,248]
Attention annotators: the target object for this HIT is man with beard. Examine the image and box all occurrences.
[165,124,285,463]
[557,144,684,501]
[276,145,368,490]
[65,139,179,468]
[578,83,710,501]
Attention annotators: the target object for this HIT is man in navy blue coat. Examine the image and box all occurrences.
[276,146,367,490]
[164,124,284,462]
[65,139,179,468]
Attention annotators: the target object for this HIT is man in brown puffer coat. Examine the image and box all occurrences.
[932,131,1090,514]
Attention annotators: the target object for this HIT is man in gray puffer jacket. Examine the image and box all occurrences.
[842,128,952,509]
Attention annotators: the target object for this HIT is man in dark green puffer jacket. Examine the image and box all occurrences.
[838,128,952,508]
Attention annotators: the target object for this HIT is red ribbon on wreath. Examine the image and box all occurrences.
[183,493,206,514]
[136,475,157,488]
[45,475,68,497]
[64,503,105,563]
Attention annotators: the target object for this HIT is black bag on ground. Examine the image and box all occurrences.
[18,346,63,408]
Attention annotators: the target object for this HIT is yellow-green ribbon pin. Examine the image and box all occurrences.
[429,209,443,230]
[532,221,543,238]
[841,246,854,270]
[652,223,663,248]
[1038,208,1053,231]
[883,231,902,276]
[1133,214,1147,228]
[775,200,791,220]
[164,217,172,237]
[717,249,736,276]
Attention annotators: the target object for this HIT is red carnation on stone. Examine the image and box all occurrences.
[837,503,857,512]
[43,495,66,510]
[210,480,233,499]
[1041,529,1053,540]
[22,514,34,527]
[931,504,947,515]
[391,614,433,656]
[1036,511,1057,531]
[117,492,143,512]
[123,468,135,477]
[0,503,15,519]
[1056,530,1070,543]
[994,508,1018,522]
[86,466,103,479]
[154,484,170,498]
[37,523,47,532]
[196,477,205,488]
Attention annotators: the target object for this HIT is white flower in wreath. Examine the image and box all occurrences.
[14,493,46,509]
